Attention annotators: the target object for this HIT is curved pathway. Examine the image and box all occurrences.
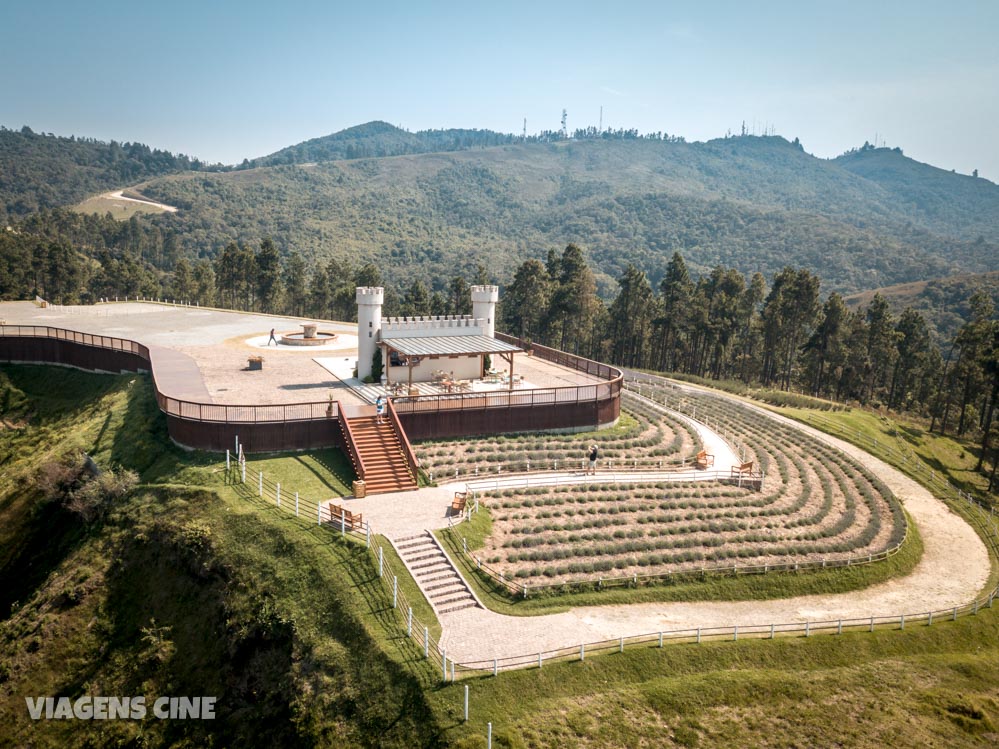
[350,392,990,664]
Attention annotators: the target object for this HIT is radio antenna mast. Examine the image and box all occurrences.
[599,106,603,133]
[523,117,527,141]
[561,109,567,137]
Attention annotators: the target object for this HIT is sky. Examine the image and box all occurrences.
[2,0,998,179]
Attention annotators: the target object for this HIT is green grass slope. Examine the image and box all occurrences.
[0,365,443,747]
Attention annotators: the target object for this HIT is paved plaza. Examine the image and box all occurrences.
[1,301,605,408]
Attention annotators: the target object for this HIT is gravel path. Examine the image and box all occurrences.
[435,404,990,663]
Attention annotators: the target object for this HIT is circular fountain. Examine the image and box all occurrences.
[279,323,339,346]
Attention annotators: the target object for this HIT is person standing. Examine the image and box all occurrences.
[588,444,598,475]
[268,328,277,346]
[375,394,386,424]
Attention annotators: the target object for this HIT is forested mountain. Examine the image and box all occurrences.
[844,271,999,343]
[133,134,999,295]
[0,127,220,221]
[247,121,518,167]
[835,144,999,241]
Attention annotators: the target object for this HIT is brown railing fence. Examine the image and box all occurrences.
[1,325,622,451]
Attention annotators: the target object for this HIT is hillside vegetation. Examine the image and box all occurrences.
[134,133,999,294]
[844,270,999,342]
[0,366,442,747]
[0,127,220,221]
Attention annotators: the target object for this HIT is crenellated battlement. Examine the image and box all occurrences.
[356,286,385,304]
[382,316,487,338]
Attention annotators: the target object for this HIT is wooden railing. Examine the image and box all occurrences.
[386,398,420,482]
[1,324,623,447]
[336,401,367,482]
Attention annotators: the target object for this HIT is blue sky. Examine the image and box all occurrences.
[2,1,997,179]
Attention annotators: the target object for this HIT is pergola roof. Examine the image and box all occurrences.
[381,335,521,358]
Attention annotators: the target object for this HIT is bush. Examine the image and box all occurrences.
[64,467,139,522]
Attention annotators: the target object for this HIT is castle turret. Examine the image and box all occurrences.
[470,285,499,338]
[356,286,384,380]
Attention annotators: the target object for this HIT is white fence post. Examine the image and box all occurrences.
[379,546,384,577]
[424,626,429,658]
[258,472,263,497]
[407,606,412,636]
[276,483,280,507]
[295,492,299,517]
[393,575,398,608]
[464,684,469,722]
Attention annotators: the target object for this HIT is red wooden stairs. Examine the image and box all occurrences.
[338,401,419,495]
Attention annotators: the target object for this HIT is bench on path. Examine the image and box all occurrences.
[731,460,754,477]
[695,450,715,469]
[328,504,363,530]
[451,491,468,515]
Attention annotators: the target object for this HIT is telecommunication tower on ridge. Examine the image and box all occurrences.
[523,117,527,141]
[560,109,567,137]
[599,105,603,133]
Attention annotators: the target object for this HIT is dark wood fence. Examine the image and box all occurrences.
[1,325,621,451]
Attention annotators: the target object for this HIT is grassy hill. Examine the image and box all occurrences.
[249,120,517,167]
[134,134,999,294]
[835,145,999,242]
[0,366,443,747]
[2,363,999,747]
[844,270,999,341]
[0,127,219,222]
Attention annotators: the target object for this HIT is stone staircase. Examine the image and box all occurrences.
[345,414,418,494]
[393,531,479,614]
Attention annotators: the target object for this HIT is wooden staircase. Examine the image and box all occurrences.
[343,412,418,494]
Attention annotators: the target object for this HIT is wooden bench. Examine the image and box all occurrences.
[451,491,468,515]
[328,505,363,530]
[695,450,715,469]
[731,461,754,477]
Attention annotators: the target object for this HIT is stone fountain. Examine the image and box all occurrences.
[279,323,338,346]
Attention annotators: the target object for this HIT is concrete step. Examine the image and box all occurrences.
[439,601,479,614]
[401,550,443,564]
[413,563,452,577]
[431,592,475,607]
[426,580,468,594]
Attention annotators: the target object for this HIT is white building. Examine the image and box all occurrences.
[355,284,521,388]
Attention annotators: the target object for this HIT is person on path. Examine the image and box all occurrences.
[375,394,386,424]
[268,328,277,346]
[588,444,598,475]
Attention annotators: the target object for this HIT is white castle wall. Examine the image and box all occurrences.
[381,315,486,339]
[356,286,384,379]
[470,285,499,338]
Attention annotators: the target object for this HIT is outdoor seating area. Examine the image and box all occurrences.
[431,370,473,392]
[695,450,715,469]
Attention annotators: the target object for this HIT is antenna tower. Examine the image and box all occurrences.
[599,106,603,133]
[561,109,567,137]
[523,118,527,141]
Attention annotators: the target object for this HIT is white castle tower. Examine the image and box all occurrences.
[356,286,384,380]
[470,285,499,338]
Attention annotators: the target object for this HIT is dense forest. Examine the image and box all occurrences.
[1,205,997,486]
[844,271,999,343]
[0,127,223,221]
[129,132,999,296]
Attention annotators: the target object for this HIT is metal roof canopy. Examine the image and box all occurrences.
[380,335,521,358]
